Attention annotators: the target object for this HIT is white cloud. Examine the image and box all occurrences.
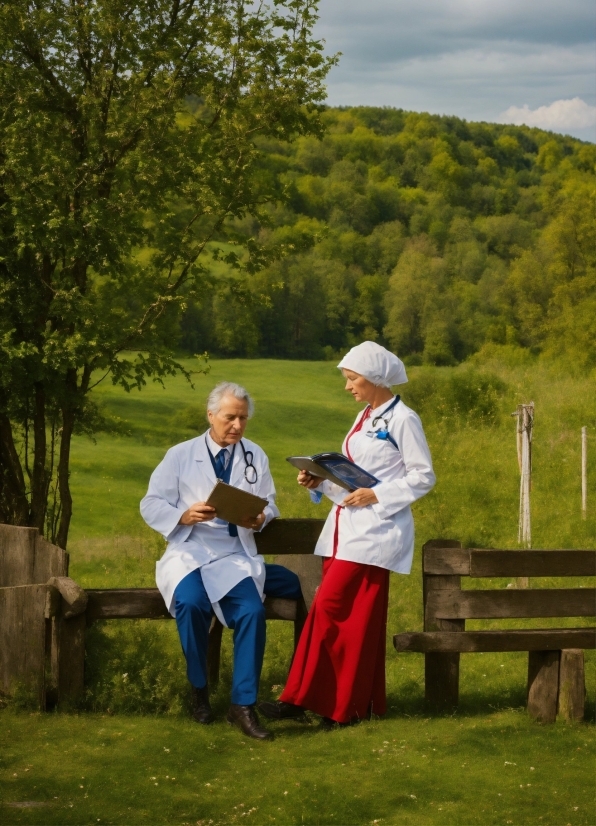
[314,0,596,141]
[500,98,596,132]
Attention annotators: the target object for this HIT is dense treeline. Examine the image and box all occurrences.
[180,107,595,369]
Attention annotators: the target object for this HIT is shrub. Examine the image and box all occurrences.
[401,367,507,426]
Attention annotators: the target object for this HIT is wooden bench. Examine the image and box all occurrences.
[0,519,323,708]
[83,518,324,690]
[393,540,596,722]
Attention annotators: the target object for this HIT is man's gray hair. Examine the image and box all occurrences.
[207,381,255,418]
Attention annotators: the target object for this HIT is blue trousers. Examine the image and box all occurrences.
[174,564,302,706]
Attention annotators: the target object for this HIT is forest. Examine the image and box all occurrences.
[179,106,596,369]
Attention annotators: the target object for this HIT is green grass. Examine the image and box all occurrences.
[2,358,595,824]
[2,709,595,826]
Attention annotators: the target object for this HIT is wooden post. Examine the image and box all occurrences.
[527,650,560,723]
[582,427,587,520]
[0,584,49,709]
[558,649,585,723]
[512,404,534,587]
[423,540,464,711]
[207,617,224,687]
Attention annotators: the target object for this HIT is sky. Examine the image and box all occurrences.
[314,0,596,142]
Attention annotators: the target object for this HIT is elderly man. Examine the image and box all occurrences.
[140,381,301,740]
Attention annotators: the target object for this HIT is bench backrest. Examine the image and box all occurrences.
[85,518,325,622]
[423,541,596,629]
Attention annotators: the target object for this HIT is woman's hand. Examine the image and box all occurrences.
[297,470,322,489]
[179,502,216,525]
[342,488,378,507]
[237,511,266,531]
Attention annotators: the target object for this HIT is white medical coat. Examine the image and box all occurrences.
[140,432,279,621]
[312,398,435,573]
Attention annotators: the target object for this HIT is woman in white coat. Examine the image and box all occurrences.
[260,342,435,727]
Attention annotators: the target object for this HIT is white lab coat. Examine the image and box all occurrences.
[312,398,435,573]
[140,432,279,621]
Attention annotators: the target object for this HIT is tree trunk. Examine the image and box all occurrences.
[0,414,29,524]
[29,382,48,533]
[55,405,75,550]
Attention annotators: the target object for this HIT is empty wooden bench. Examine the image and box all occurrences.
[393,540,596,723]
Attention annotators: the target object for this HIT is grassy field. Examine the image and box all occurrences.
[1,357,595,825]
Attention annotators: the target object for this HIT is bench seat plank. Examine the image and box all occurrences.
[86,589,170,621]
[394,628,596,653]
[86,588,298,623]
[427,588,596,620]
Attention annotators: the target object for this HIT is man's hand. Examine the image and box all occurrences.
[179,502,216,525]
[297,469,322,489]
[342,488,378,507]
[237,511,266,531]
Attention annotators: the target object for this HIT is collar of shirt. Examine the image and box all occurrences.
[205,430,232,468]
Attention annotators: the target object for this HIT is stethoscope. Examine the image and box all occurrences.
[366,395,400,450]
[239,440,258,484]
[208,436,258,484]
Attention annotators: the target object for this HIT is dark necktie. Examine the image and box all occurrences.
[214,448,238,537]
[214,448,228,479]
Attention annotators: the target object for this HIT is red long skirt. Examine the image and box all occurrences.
[280,555,390,723]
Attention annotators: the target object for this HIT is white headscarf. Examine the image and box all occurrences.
[337,341,408,387]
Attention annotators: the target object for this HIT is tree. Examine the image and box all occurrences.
[0,0,333,546]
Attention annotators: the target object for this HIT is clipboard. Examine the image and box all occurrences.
[205,480,268,526]
[286,452,379,492]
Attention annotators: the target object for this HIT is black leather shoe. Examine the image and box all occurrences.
[191,685,213,724]
[258,701,308,722]
[226,704,273,740]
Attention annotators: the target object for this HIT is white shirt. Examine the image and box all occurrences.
[311,398,435,573]
[140,431,279,624]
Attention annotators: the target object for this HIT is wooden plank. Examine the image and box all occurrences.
[0,525,37,586]
[470,549,596,578]
[47,576,88,618]
[265,598,297,622]
[207,618,224,687]
[425,653,460,710]
[393,628,596,653]
[0,525,68,587]
[55,614,86,706]
[86,589,170,621]
[85,589,300,622]
[423,549,470,575]
[423,541,463,710]
[527,651,560,723]
[0,584,48,708]
[558,649,585,723]
[427,588,596,620]
[255,518,324,556]
[273,554,322,609]
[33,535,68,583]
